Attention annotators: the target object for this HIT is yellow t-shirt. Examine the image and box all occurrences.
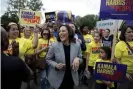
[38,38,49,58]
[83,34,94,43]
[86,41,101,66]
[21,33,34,40]
[50,37,56,43]
[4,38,21,55]
[83,34,94,56]
[19,38,34,60]
[94,59,114,88]
[115,41,133,73]
[4,38,34,60]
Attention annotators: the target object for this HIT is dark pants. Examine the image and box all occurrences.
[95,83,116,89]
[88,66,95,89]
[117,73,133,89]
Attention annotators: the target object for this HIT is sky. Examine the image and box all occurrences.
[0,0,101,17]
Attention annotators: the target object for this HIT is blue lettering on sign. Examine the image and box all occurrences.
[99,22,114,27]
[21,11,35,19]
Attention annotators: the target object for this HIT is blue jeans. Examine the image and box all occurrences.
[40,70,51,89]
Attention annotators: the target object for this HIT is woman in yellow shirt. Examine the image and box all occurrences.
[115,26,133,89]
[85,32,102,89]
[5,22,38,60]
[36,27,51,89]
[49,28,57,44]
[86,32,102,74]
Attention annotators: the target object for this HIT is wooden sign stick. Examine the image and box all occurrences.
[111,20,119,61]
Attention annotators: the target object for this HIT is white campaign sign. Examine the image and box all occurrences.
[96,19,123,34]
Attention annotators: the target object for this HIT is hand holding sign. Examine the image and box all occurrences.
[94,62,127,82]
[126,73,133,81]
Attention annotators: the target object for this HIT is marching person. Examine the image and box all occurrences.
[86,32,102,89]
[102,29,113,48]
[46,25,83,89]
[1,26,33,89]
[36,27,51,89]
[115,26,133,89]
[94,47,115,89]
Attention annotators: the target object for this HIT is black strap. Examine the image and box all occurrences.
[125,41,133,53]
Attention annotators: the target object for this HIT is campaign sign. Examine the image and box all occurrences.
[125,20,133,26]
[19,9,41,26]
[45,12,56,22]
[100,0,133,20]
[94,62,127,82]
[55,11,72,24]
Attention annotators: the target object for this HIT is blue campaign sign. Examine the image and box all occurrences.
[100,0,133,20]
[94,62,127,82]
[45,12,56,22]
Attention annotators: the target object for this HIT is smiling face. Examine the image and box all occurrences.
[24,27,32,37]
[104,29,110,37]
[94,33,101,42]
[42,30,49,40]
[125,27,133,41]
[8,24,19,39]
[59,26,69,43]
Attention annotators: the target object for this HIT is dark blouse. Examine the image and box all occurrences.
[59,44,74,89]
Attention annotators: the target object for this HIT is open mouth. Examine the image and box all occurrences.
[60,35,66,40]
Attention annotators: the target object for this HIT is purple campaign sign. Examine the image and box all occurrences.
[100,0,133,20]
[94,62,127,82]
[125,20,133,26]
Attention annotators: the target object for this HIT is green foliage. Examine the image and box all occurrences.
[27,0,43,11]
[75,14,100,29]
[1,0,43,28]
[1,12,19,29]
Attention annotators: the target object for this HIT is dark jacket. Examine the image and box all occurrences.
[76,33,86,51]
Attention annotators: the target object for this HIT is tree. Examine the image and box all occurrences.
[1,0,43,28]
[27,0,43,11]
[75,14,100,30]
[7,0,43,15]
[1,12,19,29]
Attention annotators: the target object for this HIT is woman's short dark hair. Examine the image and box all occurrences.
[6,23,21,38]
[80,25,86,34]
[101,46,111,59]
[57,25,76,43]
[105,29,110,33]
[120,26,133,41]
[69,22,81,34]
[40,28,51,40]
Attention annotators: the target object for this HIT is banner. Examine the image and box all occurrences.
[125,20,133,26]
[96,20,123,34]
[55,11,72,24]
[100,0,133,20]
[19,10,41,26]
[94,62,127,82]
[45,12,56,22]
